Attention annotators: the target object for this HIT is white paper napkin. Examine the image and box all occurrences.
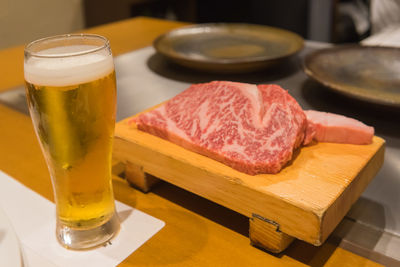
[0,170,165,267]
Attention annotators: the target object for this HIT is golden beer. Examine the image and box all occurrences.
[24,34,119,249]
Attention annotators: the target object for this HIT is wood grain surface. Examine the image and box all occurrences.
[0,17,384,266]
[114,114,385,246]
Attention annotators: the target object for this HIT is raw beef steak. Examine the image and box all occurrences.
[304,110,374,145]
[132,81,307,175]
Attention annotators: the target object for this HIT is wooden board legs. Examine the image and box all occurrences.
[121,161,295,253]
[125,161,159,192]
[249,214,295,253]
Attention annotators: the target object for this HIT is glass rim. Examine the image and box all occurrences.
[24,33,110,59]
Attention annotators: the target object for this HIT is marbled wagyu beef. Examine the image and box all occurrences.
[132,81,375,175]
[304,110,374,145]
[132,81,307,175]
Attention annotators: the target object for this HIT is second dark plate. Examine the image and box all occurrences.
[304,45,400,108]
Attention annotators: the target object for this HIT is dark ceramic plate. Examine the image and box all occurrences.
[304,45,400,108]
[153,23,304,73]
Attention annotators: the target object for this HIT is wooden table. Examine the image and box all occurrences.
[0,17,382,266]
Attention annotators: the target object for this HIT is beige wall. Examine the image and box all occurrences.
[0,0,85,49]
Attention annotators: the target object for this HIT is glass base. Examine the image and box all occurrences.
[56,212,120,250]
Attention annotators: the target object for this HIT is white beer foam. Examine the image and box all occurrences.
[24,45,114,86]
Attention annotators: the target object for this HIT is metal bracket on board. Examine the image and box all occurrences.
[252,213,282,232]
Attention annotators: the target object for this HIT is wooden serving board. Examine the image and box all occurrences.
[113,115,385,253]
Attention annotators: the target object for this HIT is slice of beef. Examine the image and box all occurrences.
[133,81,307,175]
[304,110,374,145]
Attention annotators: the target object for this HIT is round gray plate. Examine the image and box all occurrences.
[304,45,400,108]
[153,23,304,73]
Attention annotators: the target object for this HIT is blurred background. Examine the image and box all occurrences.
[0,0,381,50]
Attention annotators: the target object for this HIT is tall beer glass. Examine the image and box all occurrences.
[24,34,120,249]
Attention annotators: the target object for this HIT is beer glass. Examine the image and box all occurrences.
[24,34,120,249]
